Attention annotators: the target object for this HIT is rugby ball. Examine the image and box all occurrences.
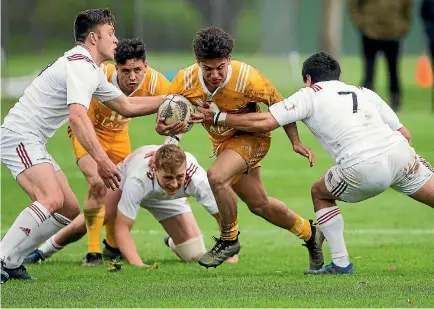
[158,94,196,133]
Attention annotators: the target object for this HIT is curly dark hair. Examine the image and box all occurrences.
[114,38,146,64]
[74,8,116,43]
[193,26,234,60]
[302,51,341,84]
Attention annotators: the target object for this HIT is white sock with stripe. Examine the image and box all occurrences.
[0,201,51,268]
[316,206,350,268]
[1,202,71,268]
[39,235,64,258]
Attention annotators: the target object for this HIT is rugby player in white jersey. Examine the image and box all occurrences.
[193,51,434,275]
[25,145,232,265]
[0,8,177,283]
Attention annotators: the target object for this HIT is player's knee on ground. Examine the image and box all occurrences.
[87,177,107,201]
[174,235,206,262]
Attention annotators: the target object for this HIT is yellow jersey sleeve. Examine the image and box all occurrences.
[153,72,171,95]
[167,66,195,95]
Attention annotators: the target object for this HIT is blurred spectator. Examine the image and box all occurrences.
[421,0,434,71]
[421,0,434,111]
[348,0,413,112]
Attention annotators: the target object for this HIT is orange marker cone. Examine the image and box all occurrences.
[415,55,433,88]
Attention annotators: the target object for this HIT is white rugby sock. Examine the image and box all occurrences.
[0,201,51,268]
[39,236,64,258]
[2,204,71,268]
[316,206,350,268]
[166,237,182,259]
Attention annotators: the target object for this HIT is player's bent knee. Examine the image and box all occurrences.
[310,181,324,199]
[207,168,228,189]
[63,204,80,220]
[246,197,269,216]
[60,195,81,219]
[69,214,87,232]
[37,190,65,213]
[174,235,206,262]
[87,178,107,200]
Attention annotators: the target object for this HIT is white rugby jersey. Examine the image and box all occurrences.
[117,145,218,220]
[270,81,406,168]
[1,45,122,141]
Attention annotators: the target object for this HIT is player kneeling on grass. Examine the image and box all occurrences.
[192,51,434,275]
[25,145,238,265]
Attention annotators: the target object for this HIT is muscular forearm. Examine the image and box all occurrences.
[106,95,164,118]
[69,110,109,164]
[115,219,144,267]
[223,112,278,132]
[282,122,301,145]
[127,96,163,117]
[398,126,412,145]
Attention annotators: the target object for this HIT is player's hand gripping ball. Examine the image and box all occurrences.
[158,94,197,133]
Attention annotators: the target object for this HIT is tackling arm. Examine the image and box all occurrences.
[366,88,411,145]
[68,104,110,164]
[209,111,280,133]
[103,95,164,118]
[398,126,412,145]
[114,210,146,267]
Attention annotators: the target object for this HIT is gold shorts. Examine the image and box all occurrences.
[67,126,131,165]
[213,133,271,185]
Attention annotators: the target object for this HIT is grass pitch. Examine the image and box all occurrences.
[1,53,434,307]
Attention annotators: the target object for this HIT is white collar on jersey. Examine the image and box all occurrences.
[198,63,232,98]
[111,69,145,97]
[75,44,95,62]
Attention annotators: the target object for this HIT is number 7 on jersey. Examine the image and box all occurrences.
[338,91,358,113]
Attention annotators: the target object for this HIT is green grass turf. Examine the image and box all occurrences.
[1,54,434,307]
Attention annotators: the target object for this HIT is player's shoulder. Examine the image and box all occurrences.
[185,151,199,163]
[229,60,272,92]
[184,152,203,181]
[99,62,116,82]
[64,46,97,70]
[230,59,257,83]
[172,63,200,92]
[142,66,170,95]
[306,80,357,94]
[134,145,161,158]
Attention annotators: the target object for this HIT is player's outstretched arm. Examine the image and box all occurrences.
[225,112,280,132]
[283,123,315,167]
[114,210,147,267]
[193,105,279,133]
[398,126,412,145]
[69,104,121,190]
[103,95,164,118]
[365,88,412,145]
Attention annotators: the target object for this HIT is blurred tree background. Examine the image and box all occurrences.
[1,0,426,57]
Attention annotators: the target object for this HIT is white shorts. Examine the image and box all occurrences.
[325,141,433,203]
[143,198,192,222]
[1,128,60,179]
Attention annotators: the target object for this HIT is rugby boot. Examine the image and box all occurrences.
[302,220,325,270]
[198,233,240,268]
